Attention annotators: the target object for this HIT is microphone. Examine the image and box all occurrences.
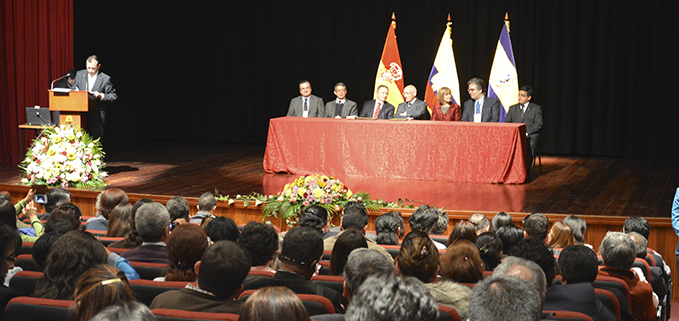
[36,110,51,125]
[50,72,72,90]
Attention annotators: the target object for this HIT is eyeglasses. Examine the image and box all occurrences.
[4,256,16,264]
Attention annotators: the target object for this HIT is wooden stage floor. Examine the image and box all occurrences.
[2,141,678,217]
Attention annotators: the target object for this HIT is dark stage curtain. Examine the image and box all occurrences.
[0,0,73,165]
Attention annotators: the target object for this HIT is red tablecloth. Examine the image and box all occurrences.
[263,117,527,184]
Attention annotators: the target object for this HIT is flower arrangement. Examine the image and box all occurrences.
[262,174,371,225]
[20,117,107,188]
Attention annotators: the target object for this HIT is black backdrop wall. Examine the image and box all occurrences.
[73,0,679,160]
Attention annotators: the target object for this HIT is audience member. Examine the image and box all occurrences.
[191,192,217,224]
[32,231,62,268]
[240,286,310,321]
[493,256,546,304]
[507,238,556,287]
[108,198,152,249]
[344,274,438,321]
[623,216,671,276]
[497,225,523,254]
[409,205,447,249]
[441,240,484,284]
[34,230,109,299]
[166,196,190,227]
[491,211,514,232]
[475,232,503,271]
[71,264,134,321]
[544,245,616,321]
[448,220,477,245]
[162,224,209,282]
[203,216,239,242]
[44,204,82,234]
[237,221,279,274]
[244,227,344,313]
[324,201,391,261]
[395,231,439,284]
[375,213,401,245]
[0,196,43,242]
[342,248,395,303]
[330,228,367,276]
[41,187,72,220]
[628,232,667,300]
[598,232,655,321]
[562,215,590,247]
[1,189,34,225]
[299,205,333,238]
[431,208,450,235]
[427,241,477,318]
[0,222,21,317]
[106,203,134,237]
[469,213,490,235]
[121,203,170,264]
[150,241,251,313]
[547,221,575,254]
[90,301,157,321]
[522,213,549,242]
[468,274,541,321]
[86,188,129,231]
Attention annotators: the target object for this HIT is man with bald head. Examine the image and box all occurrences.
[394,85,428,119]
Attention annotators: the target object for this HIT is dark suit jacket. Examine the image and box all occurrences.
[394,98,428,119]
[359,100,395,119]
[150,287,243,314]
[324,99,358,118]
[120,244,168,264]
[287,94,325,117]
[543,283,616,321]
[461,96,500,122]
[243,270,344,313]
[504,102,543,136]
[73,70,117,102]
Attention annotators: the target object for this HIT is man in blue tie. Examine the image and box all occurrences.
[461,78,500,123]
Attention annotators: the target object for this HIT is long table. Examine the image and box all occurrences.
[263,117,527,184]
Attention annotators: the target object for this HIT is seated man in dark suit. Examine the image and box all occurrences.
[121,202,170,264]
[504,86,543,173]
[461,78,500,123]
[325,82,358,118]
[623,216,672,279]
[359,85,394,119]
[543,245,616,321]
[394,85,428,119]
[243,227,344,313]
[150,241,251,314]
[287,80,325,118]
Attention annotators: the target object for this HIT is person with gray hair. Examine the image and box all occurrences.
[190,192,217,224]
[627,232,666,303]
[344,274,438,321]
[90,302,157,321]
[166,196,190,226]
[121,203,171,264]
[468,275,542,321]
[469,213,490,235]
[494,256,546,304]
[325,82,358,118]
[598,232,655,321]
[343,248,395,301]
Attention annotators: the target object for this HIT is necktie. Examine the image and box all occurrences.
[521,104,525,118]
[475,101,480,114]
[373,102,382,118]
[303,98,308,112]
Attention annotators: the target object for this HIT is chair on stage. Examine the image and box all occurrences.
[128,279,193,307]
[238,289,335,316]
[9,271,43,297]
[151,308,239,321]
[5,296,73,321]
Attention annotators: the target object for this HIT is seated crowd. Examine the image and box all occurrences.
[0,188,672,321]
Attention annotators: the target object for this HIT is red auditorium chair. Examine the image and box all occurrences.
[4,296,72,321]
[128,261,167,280]
[238,289,335,315]
[8,271,42,296]
[247,269,275,277]
[437,305,462,321]
[311,275,346,307]
[14,253,42,272]
[592,275,634,321]
[128,279,193,306]
[18,242,34,255]
[593,288,621,321]
[322,249,332,261]
[377,244,400,259]
[151,309,239,321]
[87,229,108,237]
[108,247,128,253]
[543,310,594,321]
[98,236,125,246]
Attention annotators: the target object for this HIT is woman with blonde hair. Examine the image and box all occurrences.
[547,221,575,252]
[71,264,135,321]
[430,87,461,121]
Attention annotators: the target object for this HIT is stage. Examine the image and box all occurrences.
[1,141,677,217]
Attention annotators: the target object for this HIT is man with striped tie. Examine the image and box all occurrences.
[359,85,395,119]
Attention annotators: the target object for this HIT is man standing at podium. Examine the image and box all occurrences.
[74,55,117,141]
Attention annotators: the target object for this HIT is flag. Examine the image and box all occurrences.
[487,14,519,122]
[374,13,404,109]
[424,15,461,115]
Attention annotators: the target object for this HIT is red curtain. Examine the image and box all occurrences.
[0,0,73,165]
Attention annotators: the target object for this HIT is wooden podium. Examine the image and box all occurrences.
[48,90,94,129]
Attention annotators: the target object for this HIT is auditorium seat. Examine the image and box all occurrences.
[5,296,72,321]
[543,310,593,321]
[108,247,128,253]
[238,289,336,315]
[128,279,193,306]
[593,275,634,321]
[317,261,331,275]
[377,244,400,259]
[632,258,651,282]
[129,261,166,280]
[9,271,42,296]
[322,249,332,261]
[18,242,34,255]
[437,305,462,321]
[482,270,494,277]
[247,269,275,277]
[15,254,42,272]
[593,288,621,321]
[430,235,449,246]
[311,275,346,307]
[87,229,108,236]
[98,236,125,246]
[151,308,239,321]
